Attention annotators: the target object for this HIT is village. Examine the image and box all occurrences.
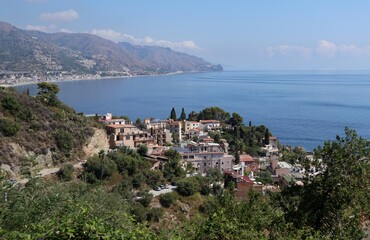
[99,112,315,198]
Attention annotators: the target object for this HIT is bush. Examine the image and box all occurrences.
[1,96,20,115]
[58,164,74,181]
[176,177,200,196]
[147,207,164,222]
[83,155,118,180]
[54,130,73,157]
[159,193,175,208]
[137,192,153,208]
[137,144,148,156]
[0,118,20,137]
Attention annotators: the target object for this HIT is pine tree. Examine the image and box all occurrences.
[170,107,176,120]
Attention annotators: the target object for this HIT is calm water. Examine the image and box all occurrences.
[17,71,370,150]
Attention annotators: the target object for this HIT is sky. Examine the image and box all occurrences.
[2,0,370,70]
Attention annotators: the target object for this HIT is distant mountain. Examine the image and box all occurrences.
[0,21,222,75]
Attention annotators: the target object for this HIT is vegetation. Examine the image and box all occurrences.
[170,107,177,120]
[0,91,368,239]
[159,193,176,208]
[0,85,95,164]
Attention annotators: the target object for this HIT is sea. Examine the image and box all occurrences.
[16,70,370,151]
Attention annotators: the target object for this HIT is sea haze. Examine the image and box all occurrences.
[17,71,370,151]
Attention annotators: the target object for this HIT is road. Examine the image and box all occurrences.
[149,185,177,197]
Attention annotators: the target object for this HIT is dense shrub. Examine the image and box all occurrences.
[147,207,164,222]
[1,95,20,115]
[0,118,20,136]
[54,130,73,157]
[176,177,200,196]
[137,192,153,208]
[159,193,175,208]
[58,163,74,181]
[83,155,118,180]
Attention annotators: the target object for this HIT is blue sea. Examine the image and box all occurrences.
[17,71,370,151]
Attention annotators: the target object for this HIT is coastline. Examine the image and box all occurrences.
[0,70,206,88]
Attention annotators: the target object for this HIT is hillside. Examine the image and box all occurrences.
[0,21,222,76]
[0,86,101,178]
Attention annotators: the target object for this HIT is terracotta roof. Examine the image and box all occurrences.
[107,124,136,128]
[270,136,277,140]
[241,176,254,183]
[240,154,255,162]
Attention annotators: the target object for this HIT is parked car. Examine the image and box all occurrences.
[153,186,161,191]
[159,184,166,189]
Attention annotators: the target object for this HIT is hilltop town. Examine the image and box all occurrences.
[98,110,312,196]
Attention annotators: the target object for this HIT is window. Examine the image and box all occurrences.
[126,136,130,140]
[120,129,124,133]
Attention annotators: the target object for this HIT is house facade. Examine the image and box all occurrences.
[175,141,234,173]
[106,124,155,149]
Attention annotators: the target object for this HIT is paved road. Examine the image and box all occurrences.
[149,185,177,197]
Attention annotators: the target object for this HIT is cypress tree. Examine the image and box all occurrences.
[179,107,186,121]
[264,128,270,145]
[170,107,177,120]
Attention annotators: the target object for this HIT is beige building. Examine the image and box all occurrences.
[106,124,155,149]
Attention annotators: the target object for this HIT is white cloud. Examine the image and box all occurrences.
[91,28,200,51]
[59,28,73,33]
[265,45,312,58]
[40,9,79,22]
[25,24,56,32]
[316,40,336,58]
[265,40,370,59]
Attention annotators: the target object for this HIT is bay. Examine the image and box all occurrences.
[17,71,370,151]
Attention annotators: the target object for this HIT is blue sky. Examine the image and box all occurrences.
[2,0,370,70]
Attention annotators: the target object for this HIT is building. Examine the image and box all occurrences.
[106,124,155,149]
[175,141,234,173]
[100,113,128,125]
[167,119,182,142]
[199,120,221,132]
[184,120,201,132]
[224,171,262,199]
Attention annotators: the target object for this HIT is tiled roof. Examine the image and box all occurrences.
[240,154,255,162]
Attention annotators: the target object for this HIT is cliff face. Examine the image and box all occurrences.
[0,21,222,75]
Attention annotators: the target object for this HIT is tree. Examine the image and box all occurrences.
[162,149,185,182]
[159,193,175,208]
[176,177,200,196]
[179,107,186,121]
[137,144,148,156]
[197,107,230,123]
[229,112,243,127]
[37,82,60,106]
[281,128,370,239]
[264,128,270,145]
[188,111,198,121]
[54,130,73,157]
[170,107,177,120]
[1,96,20,115]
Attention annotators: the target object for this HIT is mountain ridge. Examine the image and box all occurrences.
[0,21,222,77]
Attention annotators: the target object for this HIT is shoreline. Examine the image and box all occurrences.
[0,70,208,87]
